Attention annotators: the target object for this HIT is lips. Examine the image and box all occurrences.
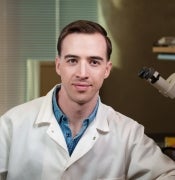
[72,83,91,91]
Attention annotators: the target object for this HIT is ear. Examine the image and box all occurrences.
[104,60,112,79]
[55,56,61,76]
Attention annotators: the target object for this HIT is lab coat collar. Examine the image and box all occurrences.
[34,85,111,166]
[95,101,110,133]
[34,85,57,126]
[34,84,110,134]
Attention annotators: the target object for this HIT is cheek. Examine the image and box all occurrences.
[59,68,73,83]
[97,69,109,80]
[94,71,106,85]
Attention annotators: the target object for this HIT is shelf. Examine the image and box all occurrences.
[153,46,175,53]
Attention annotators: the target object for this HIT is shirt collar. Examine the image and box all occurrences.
[34,84,109,133]
[52,85,99,124]
[52,85,63,123]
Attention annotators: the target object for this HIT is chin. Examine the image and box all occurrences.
[71,96,88,104]
[75,99,87,105]
[74,95,97,105]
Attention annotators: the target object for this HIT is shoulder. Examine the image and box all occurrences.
[0,85,58,127]
[99,102,145,138]
[1,85,57,120]
[0,97,45,139]
[0,97,45,127]
[100,102,139,125]
[2,97,44,119]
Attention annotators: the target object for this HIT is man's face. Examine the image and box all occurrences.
[55,33,112,105]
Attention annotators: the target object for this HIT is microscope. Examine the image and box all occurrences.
[138,67,175,99]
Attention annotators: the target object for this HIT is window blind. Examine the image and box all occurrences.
[0,0,57,115]
[0,0,98,115]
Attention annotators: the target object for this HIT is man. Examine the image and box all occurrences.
[0,20,175,180]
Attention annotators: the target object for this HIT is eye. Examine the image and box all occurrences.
[90,59,101,66]
[67,58,78,65]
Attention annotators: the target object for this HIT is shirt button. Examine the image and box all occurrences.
[66,133,70,137]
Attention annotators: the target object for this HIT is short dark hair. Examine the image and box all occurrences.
[57,20,112,60]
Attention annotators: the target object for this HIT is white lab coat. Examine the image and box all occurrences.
[0,86,175,180]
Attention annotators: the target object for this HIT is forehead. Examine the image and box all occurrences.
[61,33,107,55]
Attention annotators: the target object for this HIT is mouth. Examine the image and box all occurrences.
[72,83,92,91]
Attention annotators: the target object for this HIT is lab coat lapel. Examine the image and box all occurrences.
[66,123,99,167]
[46,115,68,152]
[34,85,68,153]
[65,102,110,168]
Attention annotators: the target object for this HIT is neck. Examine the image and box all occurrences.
[58,91,98,122]
[57,89,98,137]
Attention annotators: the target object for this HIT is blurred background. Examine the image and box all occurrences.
[0,0,175,143]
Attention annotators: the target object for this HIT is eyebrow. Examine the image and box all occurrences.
[64,54,79,59]
[89,56,104,61]
[64,54,104,61]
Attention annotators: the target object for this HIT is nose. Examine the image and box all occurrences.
[76,61,89,79]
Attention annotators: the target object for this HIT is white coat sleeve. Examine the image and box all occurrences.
[0,115,11,180]
[127,123,175,179]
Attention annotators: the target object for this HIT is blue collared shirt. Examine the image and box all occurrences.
[52,85,98,156]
